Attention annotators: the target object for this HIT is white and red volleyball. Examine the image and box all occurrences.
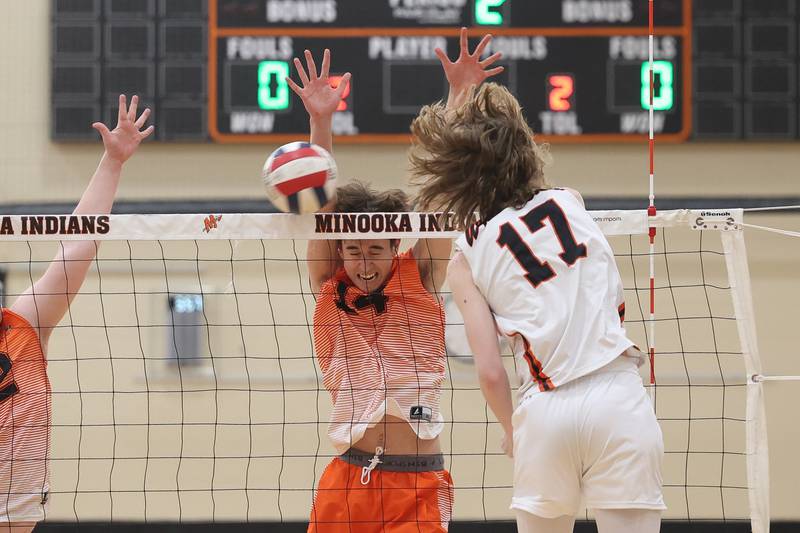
[262,141,337,213]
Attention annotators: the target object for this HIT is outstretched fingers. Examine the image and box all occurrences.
[117,94,127,124]
[92,122,111,140]
[484,66,504,77]
[134,107,151,129]
[472,33,493,59]
[320,48,331,78]
[286,76,303,97]
[139,125,155,140]
[127,94,139,122]
[434,47,451,67]
[334,72,351,97]
[293,57,310,86]
[479,52,502,68]
[304,49,318,80]
[459,27,469,57]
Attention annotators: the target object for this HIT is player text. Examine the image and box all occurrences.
[368,37,447,60]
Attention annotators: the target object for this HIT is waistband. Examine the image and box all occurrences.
[518,352,641,405]
[339,448,445,472]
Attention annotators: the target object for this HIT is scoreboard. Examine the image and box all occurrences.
[209,0,691,143]
[51,1,800,142]
[51,0,705,143]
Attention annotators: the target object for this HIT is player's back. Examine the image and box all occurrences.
[456,188,633,395]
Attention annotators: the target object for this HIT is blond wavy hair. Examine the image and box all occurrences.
[409,83,551,229]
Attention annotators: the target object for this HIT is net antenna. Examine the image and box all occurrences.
[647,0,657,389]
[646,3,770,532]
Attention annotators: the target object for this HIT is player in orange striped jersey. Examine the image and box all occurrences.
[0,95,153,532]
[287,36,502,532]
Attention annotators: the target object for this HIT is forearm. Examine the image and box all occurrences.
[448,254,513,430]
[307,112,337,286]
[478,367,514,434]
[414,238,452,294]
[307,241,338,286]
[307,199,339,292]
[310,115,333,153]
[73,153,123,216]
[445,86,469,110]
[306,107,336,290]
[18,152,124,332]
[62,152,123,267]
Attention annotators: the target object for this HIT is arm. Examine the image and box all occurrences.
[306,199,338,293]
[413,30,503,292]
[447,252,514,457]
[435,27,504,110]
[414,237,451,295]
[287,49,351,293]
[11,95,153,348]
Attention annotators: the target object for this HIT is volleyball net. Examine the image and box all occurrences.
[0,209,768,529]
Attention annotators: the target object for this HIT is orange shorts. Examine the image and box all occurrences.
[308,450,454,533]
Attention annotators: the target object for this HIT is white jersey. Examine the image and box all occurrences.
[456,188,634,396]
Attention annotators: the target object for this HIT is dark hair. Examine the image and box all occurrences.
[333,181,409,250]
[334,180,409,213]
[409,83,551,229]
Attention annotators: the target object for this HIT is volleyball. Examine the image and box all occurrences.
[261,141,337,214]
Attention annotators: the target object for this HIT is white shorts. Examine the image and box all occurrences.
[510,355,665,518]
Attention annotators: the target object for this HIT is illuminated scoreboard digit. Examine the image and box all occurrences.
[209,0,690,143]
[474,0,507,26]
[258,61,291,110]
[548,74,576,112]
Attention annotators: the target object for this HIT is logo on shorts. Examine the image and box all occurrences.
[410,405,432,422]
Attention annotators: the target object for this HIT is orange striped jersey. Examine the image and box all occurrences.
[456,189,633,395]
[0,308,51,522]
[313,250,446,454]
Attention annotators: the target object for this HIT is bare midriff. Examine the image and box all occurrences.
[352,414,441,455]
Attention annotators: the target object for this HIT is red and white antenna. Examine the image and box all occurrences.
[647,0,657,387]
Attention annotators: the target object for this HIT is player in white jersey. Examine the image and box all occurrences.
[408,83,665,532]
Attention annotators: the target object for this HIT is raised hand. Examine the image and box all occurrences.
[435,27,504,106]
[287,49,351,121]
[92,95,154,164]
